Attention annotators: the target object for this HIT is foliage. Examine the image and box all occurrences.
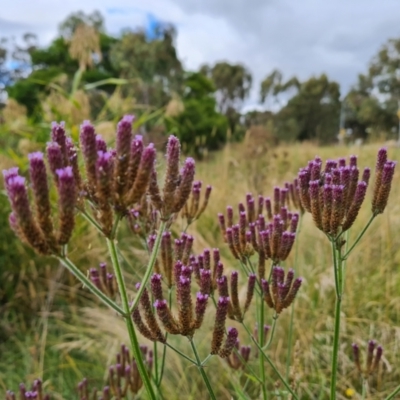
[165,72,228,155]
[201,62,252,133]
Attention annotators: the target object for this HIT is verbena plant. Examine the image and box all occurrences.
[2,116,399,399]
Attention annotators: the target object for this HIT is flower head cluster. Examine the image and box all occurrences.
[226,340,251,370]
[107,344,153,397]
[190,247,223,294]
[6,379,48,400]
[352,340,383,378]
[79,117,157,236]
[127,196,159,237]
[147,231,195,288]
[261,266,302,314]
[181,180,212,225]
[133,263,210,339]
[89,262,116,298]
[297,154,373,235]
[7,344,152,400]
[215,271,256,322]
[218,193,299,278]
[284,179,304,214]
[3,117,198,253]
[3,149,77,255]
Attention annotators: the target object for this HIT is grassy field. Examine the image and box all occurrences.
[1,139,400,399]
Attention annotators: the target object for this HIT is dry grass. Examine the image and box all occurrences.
[2,140,400,399]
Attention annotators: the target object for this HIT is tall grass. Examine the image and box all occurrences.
[1,140,400,399]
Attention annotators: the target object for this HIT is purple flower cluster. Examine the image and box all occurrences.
[181,180,213,224]
[6,380,48,400]
[261,266,302,314]
[89,262,116,298]
[3,138,77,254]
[352,340,383,377]
[218,193,299,277]
[226,339,251,370]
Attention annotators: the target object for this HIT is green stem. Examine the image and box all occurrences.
[58,256,124,315]
[129,221,167,313]
[189,339,217,400]
[258,298,267,400]
[343,214,376,259]
[164,342,197,365]
[262,314,278,351]
[330,243,343,400]
[242,322,298,399]
[285,214,303,382]
[79,208,104,235]
[107,237,156,400]
[157,289,172,387]
[153,340,159,387]
[385,383,400,400]
[361,378,367,400]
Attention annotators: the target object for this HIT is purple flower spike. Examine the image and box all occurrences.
[46,142,63,183]
[163,135,181,215]
[173,157,195,213]
[211,296,230,354]
[56,166,76,245]
[126,135,144,191]
[150,273,164,301]
[115,115,134,198]
[200,269,212,295]
[28,152,56,247]
[193,292,209,329]
[51,121,68,165]
[5,175,49,254]
[219,327,239,358]
[362,167,371,184]
[373,161,396,214]
[125,144,156,205]
[96,134,107,152]
[342,181,367,231]
[80,120,98,190]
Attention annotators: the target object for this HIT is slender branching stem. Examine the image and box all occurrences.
[258,298,267,400]
[285,214,303,382]
[343,214,376,260]
[157,289,173,387]
[330,241,343,400]
[361,377,368,400]
[385,383,400,400]
[242,322,299,399]
[107,237,157,400]
[262,314,278,351]
[58,256,124,315]
[79,208,104,235]
[129,221,167,313]
[189,338,217,400]
[164,342,197,365]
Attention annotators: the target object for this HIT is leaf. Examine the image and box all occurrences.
[84,78,129,91]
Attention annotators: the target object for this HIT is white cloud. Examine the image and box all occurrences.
[2,0,400,109]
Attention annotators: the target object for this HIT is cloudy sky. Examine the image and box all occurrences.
[2,0,400,108]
